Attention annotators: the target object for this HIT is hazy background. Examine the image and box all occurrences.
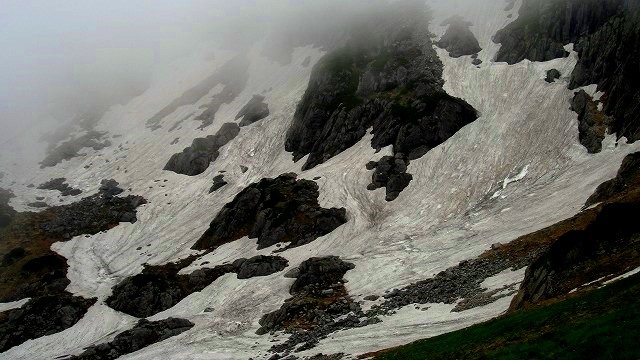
[0,0,390,146]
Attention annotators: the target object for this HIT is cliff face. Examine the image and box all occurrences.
[493,0,626,64]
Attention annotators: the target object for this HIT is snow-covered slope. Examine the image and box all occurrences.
[1,0,638,359]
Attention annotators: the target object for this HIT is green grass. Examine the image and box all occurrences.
[375,272,640,360]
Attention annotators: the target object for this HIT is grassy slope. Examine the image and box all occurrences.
[373,272,640,360]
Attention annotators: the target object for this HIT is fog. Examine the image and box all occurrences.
[0,0,389,145]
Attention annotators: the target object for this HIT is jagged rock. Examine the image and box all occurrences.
[586,152,640,207]
[98,179,124,198]
[209,174,227,193]
[0,293,96,353]
[234,256,289,279]
[0,187,16,228]
[193,174,347,251]
[38,178,82,196]
[570,90,613,153]
[570,7,640,142]
[164,123,240,176]
[290,257,355,295]
[237,95,270,127]
[107,255,288,318]
[493,0,626,64]
[436,16,482,58]
[240,165,249,173]
[69,318,194,360]
[367,155,413,201]
[545,69,561,83]
[284,2,477,201]
[147,55,249,130]
[40,131,111,168]
[471,58,482,66]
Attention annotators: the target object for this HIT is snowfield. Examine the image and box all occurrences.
[1,0,638,358]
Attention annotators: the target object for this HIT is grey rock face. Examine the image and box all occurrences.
[69,318,194,360]
[40,131,111,168]
[545,69,561,83]
[0,293,96,353]
[237,95,270,127]
[107,255,288,318]
[38,178,82,196]
[164,123,240,176]
[193,173,347,251]
[209,174,227,193]
[570,90,613,153]
[586,152,640,207]
[436,16,482,58]
[284,2,477,201]
[493,0,626,64]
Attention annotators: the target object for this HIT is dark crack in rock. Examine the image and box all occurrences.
[569,7,640,143]
[40,131,111,168]
[0,293,96,353]
[209,174,228,193]
[107,255,288,318]
[69,318,194,360]
[545,69,561,83]
[493,0,626,64]
[27,201,48,208]
[147,55,249,130]
[436,16,482,58]
[237,95,270,127]
[366,154,413,201]
[38,178,82,196]
[192,173,347,251]
[164,123,240,176]
[284,2,477,200]
[570,90,613,153]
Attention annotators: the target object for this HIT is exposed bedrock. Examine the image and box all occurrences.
[107,255,288,318]
[570,90,613,153]
[493,0,627,64]
[366,154,413,201]
[192,173,347,251]
[146,55,249,130]
[284,2,477,200]
[40,131,111,168]
[69,318,194,360]
[436,16,482,58]
[586,152,640,207]
[38,177,82,196]
[0,180,146,303]
[164,122,240,176]
[0,188,16,228]
[569,8,640,143]
[511,201,640,310]
[209,174,228,193]
[257,257,368,354]
[236,95,270,127]
[545,69,561,83]
[0,293,96,353]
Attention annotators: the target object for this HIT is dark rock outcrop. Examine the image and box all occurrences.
[570,90,613,153]
[586,152,640,207]
[569,8,640,143]
[164,123,240,176]
[69,318,194,360]
[107,255,288,318]
[40,131,111,168]
[0,293,96,353]
[146,55,249,130]
[0,188,15,228]
[289,257,355,295]
[284,2,477,200]
[545,69,561,83]
[98,179,124,198]
[236,95,270,127]
[27,202,48,208]
[209,174,227,193]
[510,200,640,309]
[366,154,413,201]
[38,178,82,196]
[436,16,482,58]
[192,173,347,251]
[493,0,626,64]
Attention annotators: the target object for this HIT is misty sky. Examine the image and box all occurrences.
[0,0,389,143]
